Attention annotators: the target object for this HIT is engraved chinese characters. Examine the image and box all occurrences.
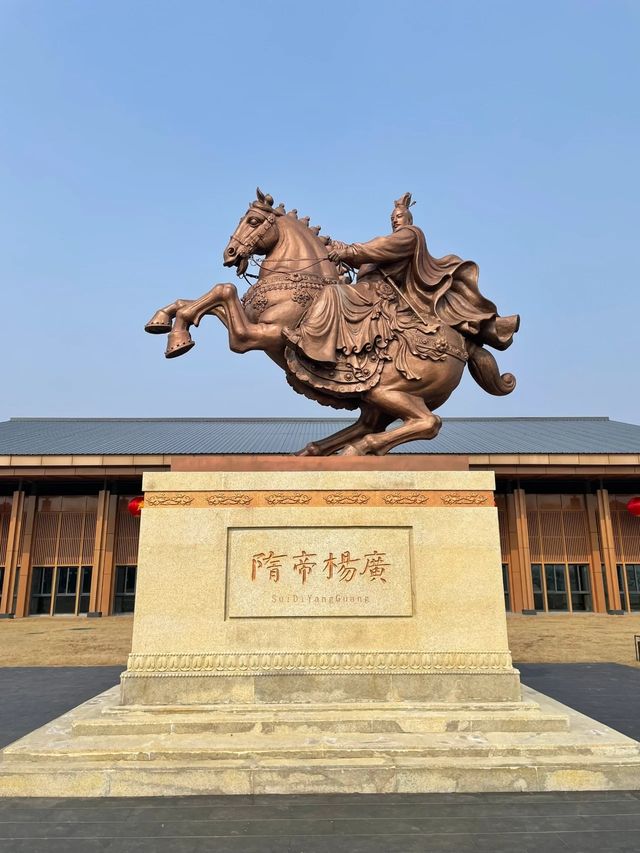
[227,527,413,618]
[251,549,390,585]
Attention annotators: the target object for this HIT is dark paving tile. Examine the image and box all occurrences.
[517,662,640,741]
[6,842,112,853]
[108,837,477,853]
[16,795,639,824]
[551,830,640,852]
[471,834,571,853]
[1,664,640,852]
[0,817,336,840]
[0,667,124,748]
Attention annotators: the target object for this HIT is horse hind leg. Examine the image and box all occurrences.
[342,389,442,456]
[295,406,392,457]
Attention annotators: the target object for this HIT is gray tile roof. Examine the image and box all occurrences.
[0,417,639,456]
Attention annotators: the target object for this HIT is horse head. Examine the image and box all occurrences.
[223,188,338,280]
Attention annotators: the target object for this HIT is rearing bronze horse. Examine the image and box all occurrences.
[145,189,518,455]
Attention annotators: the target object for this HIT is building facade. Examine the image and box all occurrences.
[1,417,639,619]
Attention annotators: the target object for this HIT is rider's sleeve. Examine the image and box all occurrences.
[346,228,417,267]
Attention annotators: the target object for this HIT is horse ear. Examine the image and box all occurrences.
[256,187,265,203]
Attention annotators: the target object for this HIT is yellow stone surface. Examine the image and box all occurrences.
[122,470,516,704]
[227,524,413,618]
[3,469,640,795]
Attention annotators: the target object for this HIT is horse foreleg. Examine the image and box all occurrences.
[144,298,193,334]
[164,286,233,358]
[209,286,284,355]
[166,284,282,359]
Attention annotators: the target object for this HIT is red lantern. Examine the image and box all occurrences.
[627,497,640,517]
[127,496,144,517]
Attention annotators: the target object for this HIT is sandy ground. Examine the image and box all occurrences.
[0,613,639,667]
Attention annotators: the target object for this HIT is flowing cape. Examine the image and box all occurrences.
[354,225,518,350]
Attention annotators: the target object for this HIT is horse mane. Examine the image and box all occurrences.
[253,188,331,246]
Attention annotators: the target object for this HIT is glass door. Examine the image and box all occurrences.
[568,563,592,611]
[544,564,568,611]
[114,565,137,613]
[626,564,640,611]
[53,566,79,614]
[78,566,92,613]
[29,567,53,614]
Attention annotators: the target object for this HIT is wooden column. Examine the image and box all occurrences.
[503,494,523,612]
[89,489,109,615]
[98,494,118,616]
[13,495,36,618]
[585,494,608,613]
[0,490,24,615]
[595,488,623,612]
[507,488,535,612]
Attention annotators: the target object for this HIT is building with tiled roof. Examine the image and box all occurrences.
[0,416,639,619]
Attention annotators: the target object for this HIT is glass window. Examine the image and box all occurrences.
[544,564,568,611]
[29,566,53,615]
[568,563,592,611]
[78,566,92,614]
[502,563,511,611]
[626,564,640,611]
[114,565,137,614]
[616,563,627,611]
[54,566,79,615]
[12,568,19,614]
[0,566,4,609]
[531,563,545,611]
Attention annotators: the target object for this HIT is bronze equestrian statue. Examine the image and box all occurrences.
[145,189,519,456]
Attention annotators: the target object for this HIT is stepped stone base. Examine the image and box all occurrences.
[1,684,639,796]
[4,468,638,796]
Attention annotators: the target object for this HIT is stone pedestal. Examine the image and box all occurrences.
[122,469,519,706]
[2,467,640,796]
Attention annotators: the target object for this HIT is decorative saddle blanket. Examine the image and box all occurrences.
[284,280,467,399]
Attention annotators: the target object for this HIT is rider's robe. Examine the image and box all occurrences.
[284,226,519,369]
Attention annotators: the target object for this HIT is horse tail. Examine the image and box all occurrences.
[465,340,516,396]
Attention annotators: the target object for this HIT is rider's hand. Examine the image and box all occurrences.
[327,241,349,263]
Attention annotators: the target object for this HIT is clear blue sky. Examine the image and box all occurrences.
[1,0,638,423]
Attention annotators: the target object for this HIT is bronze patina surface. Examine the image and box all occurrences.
[146,190,519,455]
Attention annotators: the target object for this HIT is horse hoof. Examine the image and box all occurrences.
[145,311,173,334]
[165,335,195,359]
[295,442,322,457]
[338,444,364,456]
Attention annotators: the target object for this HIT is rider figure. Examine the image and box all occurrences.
[322,192,519,352]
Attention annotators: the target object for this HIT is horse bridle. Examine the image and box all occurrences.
[231,209,353,282]
[231,212,277,258]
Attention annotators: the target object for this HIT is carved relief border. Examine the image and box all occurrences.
[125,650,513,676]
[144,490,494,508]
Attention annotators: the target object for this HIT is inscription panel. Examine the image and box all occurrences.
[226,526,413,618]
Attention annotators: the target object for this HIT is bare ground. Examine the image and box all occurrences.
[0,613,639,667]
